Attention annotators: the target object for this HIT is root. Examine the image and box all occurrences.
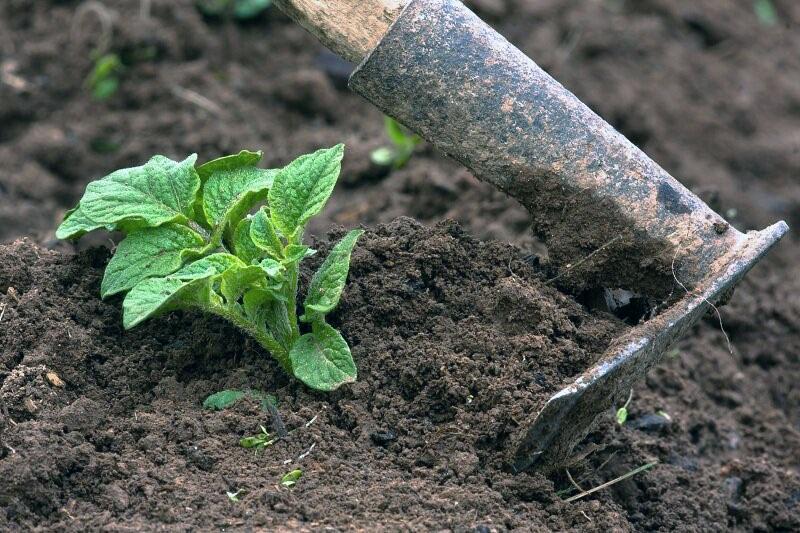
[563,461,658,503]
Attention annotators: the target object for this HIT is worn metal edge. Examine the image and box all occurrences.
[512,220,789,473]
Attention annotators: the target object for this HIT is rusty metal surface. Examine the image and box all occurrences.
[348,0,789,471]
[349,0,780,297]
[512,220,787,472]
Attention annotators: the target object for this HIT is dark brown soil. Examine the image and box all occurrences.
[0,220,630,530]
[1,0,799,531]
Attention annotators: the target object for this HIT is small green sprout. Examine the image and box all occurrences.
[239,425,276,451]
[86,53,122,101]
[753,0,778,26]
[370,116,422,169]
[616,389,633,426]
[197,0,272,19]
[280,469,303,487]
[58,146,363,391]
[203,389,276,410]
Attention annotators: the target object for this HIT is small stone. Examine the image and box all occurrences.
[370,429,397,446]
[24,397,37,413]
[45,371,65,387]
[628,413,671,432]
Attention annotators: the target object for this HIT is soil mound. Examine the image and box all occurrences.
[0,219,629,530]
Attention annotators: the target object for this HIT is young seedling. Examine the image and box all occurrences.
[58,145,363,391]
[280,469,302,487]
[86,53,123,101]
[370,116,422,169]
[239,425,276,452]
[615,389,633,426]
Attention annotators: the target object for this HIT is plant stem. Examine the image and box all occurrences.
[214,305,292,373]
[285,263,301,340]
[284,231,303,341]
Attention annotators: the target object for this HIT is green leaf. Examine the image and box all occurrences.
[77,155,200,231]
[173,253,243,279]
[283,244,315,264]
[303,229,363,319]
[92,77,118,101]
[280,469,303,487]
[616,407,628,426]
[269,144,344,237]
[289,321,356,391]
[243,289,291,347]
[203,390,248,410]
[122,253,240,329]
[250,208,284,259]
[101,223,205,298]
[197,150,262,183]
[232,218,261,264]
[203,166,277,233]
[385,116,411,147]
[220,264,266,303]
[194,150,262,227]
[123,276,208,329]
[56,205,108,240]
[258,258,284,278]
[754,0,778,26]
[239,436,263,448]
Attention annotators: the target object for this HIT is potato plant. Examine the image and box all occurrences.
[58,145,362,391]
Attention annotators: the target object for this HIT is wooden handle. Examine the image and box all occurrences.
[274,0,408,63]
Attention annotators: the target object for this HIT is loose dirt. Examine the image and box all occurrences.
[1,0,799,531]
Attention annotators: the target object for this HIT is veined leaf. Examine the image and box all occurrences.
[56,205,110,240]
[232,218,261,265]
[197,150,263,183]
[203,166,277,234]
[122,253,241,329]
[289,321,356,391]
[172,253,243,279]
[244,289,292,348]
[259,258,283,278]
[303,229,363,319]
[269,145,344,237]
[250,208,284,259]
[283,244,315,264]
[194,150,263,227]
[220,264,267,304]
[78,155,200,231]
[101,223,205,298]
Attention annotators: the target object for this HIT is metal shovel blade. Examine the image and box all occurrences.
[348,0,789,471]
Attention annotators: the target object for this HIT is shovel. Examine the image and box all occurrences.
[274,0,788,472]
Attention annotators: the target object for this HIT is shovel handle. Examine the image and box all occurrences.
[273,0,407,63]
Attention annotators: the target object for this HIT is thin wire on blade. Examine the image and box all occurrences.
[671,245,733,355]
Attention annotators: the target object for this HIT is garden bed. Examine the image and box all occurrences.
[1,0,799,530]
[0,219,634,530]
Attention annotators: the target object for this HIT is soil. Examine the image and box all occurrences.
[0,220,631,530]
[1,0,799,531]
